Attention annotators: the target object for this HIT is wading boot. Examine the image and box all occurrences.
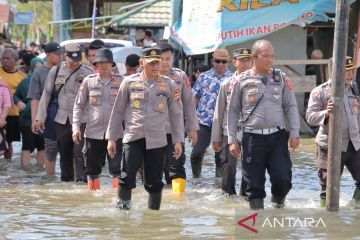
[320,196,326,208]
[148,191,162,210]
[215,166,222,178]
[112,176,119,190]
[249,198,264,210]
[117,187,132,210]
[352,188,360,203]
[191,161,202,178]
[271,195,285,208]
[87,175,100,191]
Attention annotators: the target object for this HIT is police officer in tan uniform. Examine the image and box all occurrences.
[306,56,360,207]
[159,43,199,188]
[73,48,123,191]
[212,48,252,196]
[106,47,184,210]
[36,43,93,182]
[227,40,300,209]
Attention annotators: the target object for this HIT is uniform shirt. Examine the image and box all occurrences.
[106,72,185,149]
[306,81,360,152]
[211,71,250,142]
[193,68,233,127]
[73,73,123,139]
[165,68,199,134]
[27,65,51,100]
[227,69,300,144]
[0,67,26,116]
[36,62,93,124]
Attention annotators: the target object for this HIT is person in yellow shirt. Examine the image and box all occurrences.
[0,48,26,160]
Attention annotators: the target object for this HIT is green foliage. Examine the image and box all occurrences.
[8,0,52,45]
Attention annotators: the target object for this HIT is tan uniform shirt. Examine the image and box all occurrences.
[73,73,123,139]
[36,62,93,124]
[165,68,199,134]
[211,73,239,142]
[105,72,185,149]
[227,69,300,144]
[306,80,360,152]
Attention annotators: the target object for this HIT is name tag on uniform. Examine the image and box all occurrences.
[158,82,168,91]
[131,92,144,99]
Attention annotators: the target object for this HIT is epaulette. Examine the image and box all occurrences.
[81,64,93,72]
[87,73,97,78]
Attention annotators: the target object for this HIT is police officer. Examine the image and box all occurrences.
[192,48,233,178]
[159,43,199,188]
[306,56,360,207]
[36,43,93,182]
[227,40,300,209]
[211,48,252,196]
[106,47,184,210]
[73,48,123,190]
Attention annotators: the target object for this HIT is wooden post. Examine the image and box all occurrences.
[326,0,350,212]
[354,2,360,80]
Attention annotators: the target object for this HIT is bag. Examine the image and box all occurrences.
[40,64,60,141]
[41,90,58,141]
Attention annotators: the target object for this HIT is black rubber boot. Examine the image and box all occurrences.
[117,187,132,210]
[215,166,222,178]
[249,198,264,210]
[191,161,202,178]
[271,195,285,208]
[148,191,162,210]
[353,188,360,202]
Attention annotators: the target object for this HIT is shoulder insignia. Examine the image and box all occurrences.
[312,90,320,101]
[284,76,292,91]
[173,86,180,101]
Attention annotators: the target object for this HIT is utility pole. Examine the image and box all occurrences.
[326,0,350,212]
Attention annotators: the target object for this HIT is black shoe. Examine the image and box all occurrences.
[117,187,132,210]
[148,191,162,210]
[271,195,285,208]
[249,198,264,210]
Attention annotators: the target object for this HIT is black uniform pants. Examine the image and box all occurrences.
[241,129,292,200]
[190,124,221,167]
[83,138,123,176]
[55,120,86,182]
[220,136,237,195]
[163,134,186,182]
[120,138,165,193]
[317,142,360,198]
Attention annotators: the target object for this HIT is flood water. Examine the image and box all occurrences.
[0,137,359,239]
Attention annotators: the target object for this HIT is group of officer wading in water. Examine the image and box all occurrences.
[3,37,359,211]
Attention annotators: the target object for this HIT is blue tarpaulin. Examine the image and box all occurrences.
[170,0,355,55]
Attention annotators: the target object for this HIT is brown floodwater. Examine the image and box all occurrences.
[0,137,359,239]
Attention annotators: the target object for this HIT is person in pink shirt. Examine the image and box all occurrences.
[0,78,12,154]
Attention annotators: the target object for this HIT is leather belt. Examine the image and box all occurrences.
[243,126,284,135]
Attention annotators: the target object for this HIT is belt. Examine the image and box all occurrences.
[243,126,284,135]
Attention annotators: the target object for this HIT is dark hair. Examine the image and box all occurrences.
[125,54,140,68]
[159,43,174,53]
[30,42,36,47]
[89,39,104,50]
[145,30,152,37]
[22,53,36,66]
[195,64,210,73]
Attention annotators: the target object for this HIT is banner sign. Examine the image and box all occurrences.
[170,0,355,55]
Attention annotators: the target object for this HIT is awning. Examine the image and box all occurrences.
[110,0,170,28]
[170,0,356,55]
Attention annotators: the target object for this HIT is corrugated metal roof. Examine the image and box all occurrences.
[111,0,170,27]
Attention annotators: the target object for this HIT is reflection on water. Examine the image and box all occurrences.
[0,139,359,239]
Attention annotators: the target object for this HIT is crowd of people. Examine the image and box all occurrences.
[0,37,359,211]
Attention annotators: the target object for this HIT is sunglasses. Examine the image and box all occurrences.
[214,59,228,64]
